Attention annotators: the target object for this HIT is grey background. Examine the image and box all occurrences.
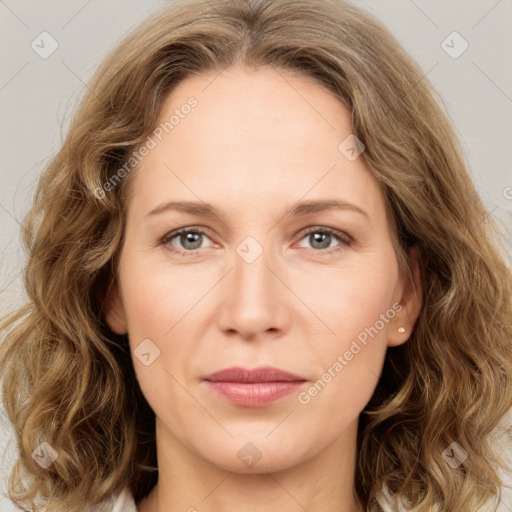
[1,1,511,510]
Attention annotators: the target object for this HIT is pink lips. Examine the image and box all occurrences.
[202,366,307,407]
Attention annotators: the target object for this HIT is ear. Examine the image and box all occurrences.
[387,247,422,347]
[102,278,128,335]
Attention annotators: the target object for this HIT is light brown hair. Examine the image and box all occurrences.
[1,0,511,510]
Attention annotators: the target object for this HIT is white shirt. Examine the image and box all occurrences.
[112,487,137,512]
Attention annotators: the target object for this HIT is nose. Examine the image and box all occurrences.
[216,238,290,341]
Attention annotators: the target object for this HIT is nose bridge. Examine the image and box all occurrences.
[233,233,276,309]
[218,233,286,337]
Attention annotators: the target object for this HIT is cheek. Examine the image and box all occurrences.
[300,254,398,346]
[119,249,202,342]
[121,277,193,427]
[296,258,398,414]
[117,252,206,410]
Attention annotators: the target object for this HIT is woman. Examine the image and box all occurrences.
[1,0,511,511]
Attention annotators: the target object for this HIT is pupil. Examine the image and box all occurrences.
[183,232,201,249]
[312,232,330,249]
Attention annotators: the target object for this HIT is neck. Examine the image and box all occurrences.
[137,418,364,512]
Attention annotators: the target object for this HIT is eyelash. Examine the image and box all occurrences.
[160,226,353,258]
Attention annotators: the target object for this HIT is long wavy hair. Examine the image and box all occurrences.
[1,0,511,510]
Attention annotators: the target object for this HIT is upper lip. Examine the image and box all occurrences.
[202,366,306,383]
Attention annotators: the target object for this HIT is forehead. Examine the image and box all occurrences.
[128,65,385,222]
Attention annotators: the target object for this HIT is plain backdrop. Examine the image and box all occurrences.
[1,1,511,510]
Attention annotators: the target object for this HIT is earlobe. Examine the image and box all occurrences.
[102,279,128,335]
[388,247,422,347]
[388,323,409,347]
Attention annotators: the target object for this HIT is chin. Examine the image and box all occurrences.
[191,431,316,474]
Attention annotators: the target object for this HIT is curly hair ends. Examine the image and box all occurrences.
[0,0,511,510]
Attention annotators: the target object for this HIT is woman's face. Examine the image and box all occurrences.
[105,65,419,473]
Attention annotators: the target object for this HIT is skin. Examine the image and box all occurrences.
[104,65,421,512]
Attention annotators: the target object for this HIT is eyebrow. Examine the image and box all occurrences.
[145,199,369,220]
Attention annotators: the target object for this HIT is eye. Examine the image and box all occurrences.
[160,225,353,258]
[161,227,214,257]
[296,226,352,254]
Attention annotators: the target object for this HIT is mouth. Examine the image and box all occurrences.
[202,366,307,407]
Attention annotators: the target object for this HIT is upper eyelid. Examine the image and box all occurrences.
[162,226,215,244]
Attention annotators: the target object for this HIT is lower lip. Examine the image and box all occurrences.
[203,381,305,407]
